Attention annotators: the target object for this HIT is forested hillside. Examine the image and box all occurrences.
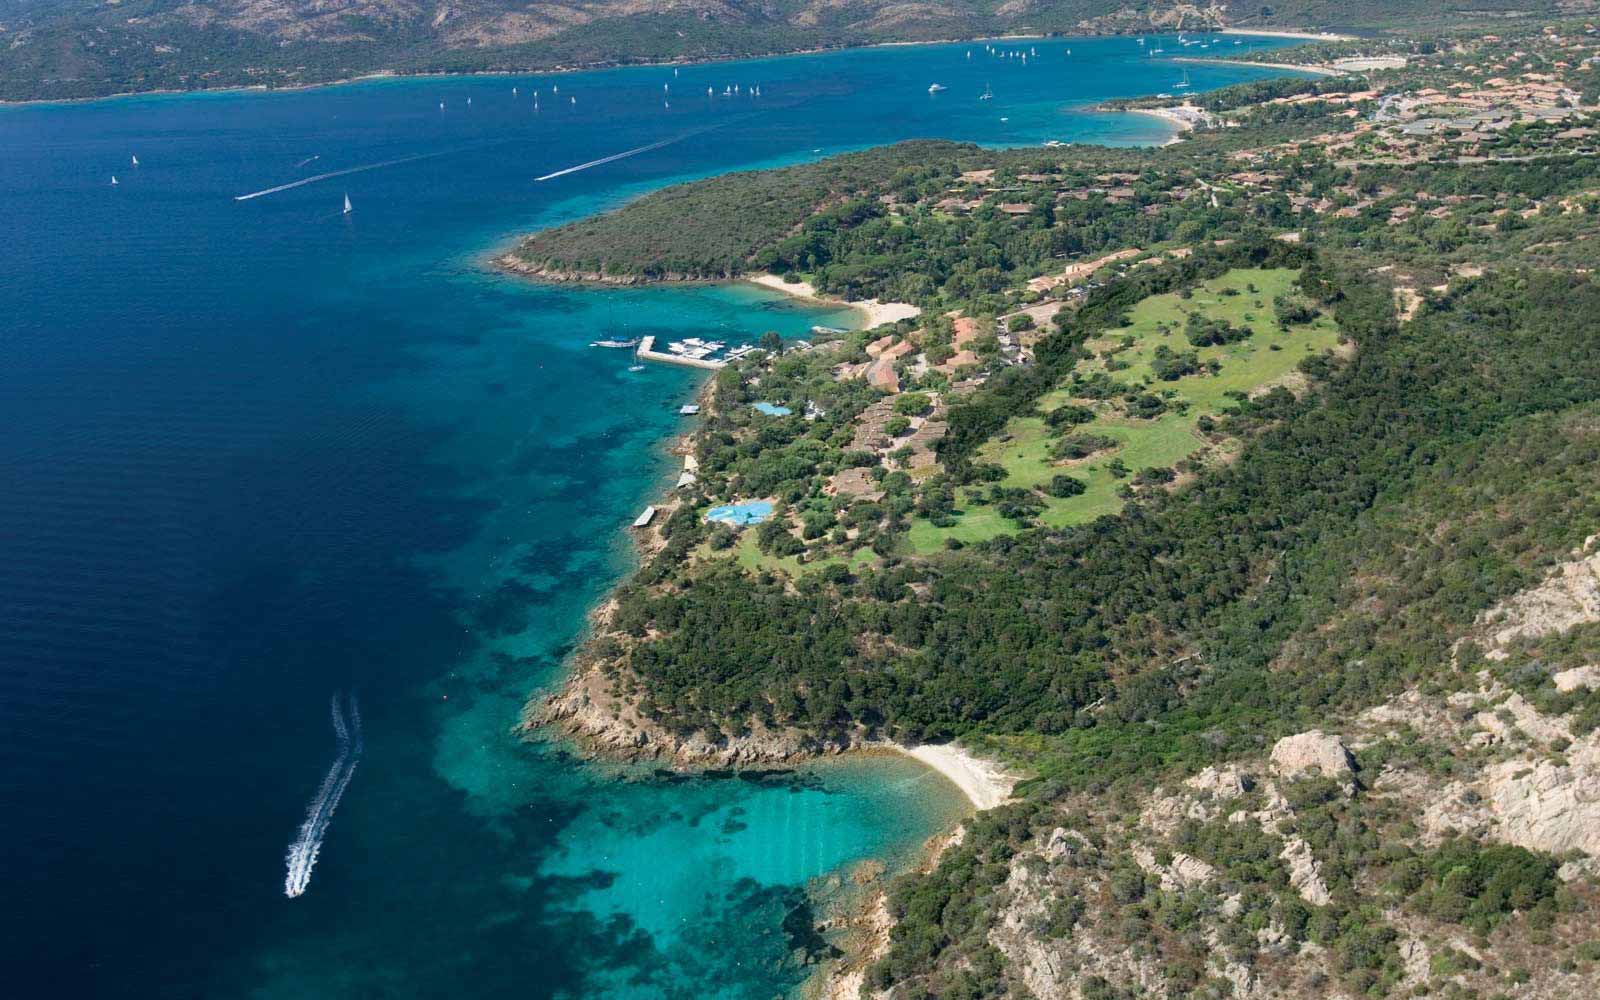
[0,0,1569,101]
[522,17,1600,997]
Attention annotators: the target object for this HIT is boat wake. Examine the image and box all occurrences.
[235,150,453,202]
[534,122,727,182]
[284,692,362,898]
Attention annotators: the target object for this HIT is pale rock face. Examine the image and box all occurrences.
[1480,734,1600,856]
[1398,936,1432,986]
[1270,730,1357,785]
[1133,846,1217,892]
[1477,541,1600,653]
[1554,665,1600,692]
[1280,835,1333,906]
[1186,764,1255,798]
[1473,692,1573,747]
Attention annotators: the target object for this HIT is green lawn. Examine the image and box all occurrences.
[909,268,1342,552]
[694,523,880,578]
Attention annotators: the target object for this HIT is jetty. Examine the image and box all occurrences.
[635,335,727,370]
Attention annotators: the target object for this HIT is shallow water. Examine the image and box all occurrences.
[0,34,1300,998]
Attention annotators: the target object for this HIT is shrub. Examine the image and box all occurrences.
[1047,475,1088,498]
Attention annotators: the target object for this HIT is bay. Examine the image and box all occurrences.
[0,34,1300,998]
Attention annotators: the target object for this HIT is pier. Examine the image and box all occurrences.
[635,335,727,370]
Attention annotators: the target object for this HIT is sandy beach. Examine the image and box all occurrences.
[1175,56,1344,77]
[1221,27,1355,42]
[745,273,921,329]
[893,743,1017,810]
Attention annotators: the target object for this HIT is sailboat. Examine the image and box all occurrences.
[1174,69,1191,90]
[131,154,139,167]
[570,95,576,105]
[928,83,946,93]
[342,193,352,215]
[979,83,993,101]
[110,175,118,186]
[513,86,518,95]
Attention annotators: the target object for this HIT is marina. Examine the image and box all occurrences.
[632,334,761,370]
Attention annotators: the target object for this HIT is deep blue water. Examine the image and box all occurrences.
[0,35,1299,998]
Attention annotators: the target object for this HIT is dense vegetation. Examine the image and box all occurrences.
[612,265,1600,759]
[503,14,1600,996]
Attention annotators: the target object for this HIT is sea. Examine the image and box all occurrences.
[0,34,1299,999]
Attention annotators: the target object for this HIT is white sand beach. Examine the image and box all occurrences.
[1220,27,1355,42]
[895,743,1017,810]
[1175,56,1345,77]
[745,273,921,329]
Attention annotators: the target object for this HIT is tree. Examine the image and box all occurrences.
[759,330,784,355]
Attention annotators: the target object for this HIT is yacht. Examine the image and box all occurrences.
[928,83,947,93]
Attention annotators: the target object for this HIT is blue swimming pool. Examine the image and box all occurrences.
[752,402,793,416]
[705,500,775,526]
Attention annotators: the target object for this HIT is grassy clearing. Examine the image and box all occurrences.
[693,523,880,578]
[910,267,1342,552]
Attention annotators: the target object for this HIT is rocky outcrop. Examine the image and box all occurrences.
[1476,537,1600,655]
[1269,730,1356,785]
[1480,735,1600,856]
[528,660,860,767]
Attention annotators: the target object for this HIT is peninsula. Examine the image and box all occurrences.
[508,10,1600,997]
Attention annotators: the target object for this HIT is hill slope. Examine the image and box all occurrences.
[0,1,1568,101]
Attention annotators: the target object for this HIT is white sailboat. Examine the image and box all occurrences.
[928,83,946,93]
[979,83,993,101]
[570,95,576,105]
[342,193,352,215]
[1174,69,1191,90]
[110,175,118,186]
[131,154,139,167]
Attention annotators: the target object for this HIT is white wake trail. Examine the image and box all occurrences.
[284,692,362,898]
[534,123,727,182]
[235,150,451,202]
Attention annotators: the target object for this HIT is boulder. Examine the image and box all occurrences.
[1269,730,1356,784]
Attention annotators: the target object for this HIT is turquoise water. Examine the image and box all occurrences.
[753,402,794,416]
[0,34,1302,998]
[707,500,779,526]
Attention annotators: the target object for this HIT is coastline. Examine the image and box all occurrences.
[1174,55,1345,77]
[1122,107,1194,145]
[2,29,1318,108]
[744,273,922,330]
[1219,27,1355,42]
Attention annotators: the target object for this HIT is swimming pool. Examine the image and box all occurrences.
[705,500,774,526]
[751,402,793,416]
